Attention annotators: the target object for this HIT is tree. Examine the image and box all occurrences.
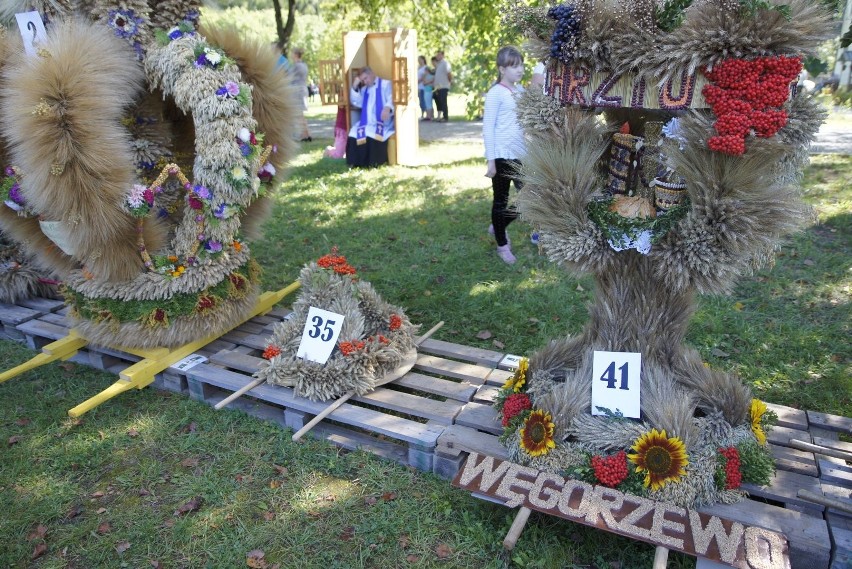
[271,0,297,52]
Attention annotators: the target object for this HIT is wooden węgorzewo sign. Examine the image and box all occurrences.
[452,453,790,569]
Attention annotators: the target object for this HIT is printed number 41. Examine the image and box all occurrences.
[307,315,336,342]
[600,361,629,390]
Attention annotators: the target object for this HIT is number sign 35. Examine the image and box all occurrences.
[591,351,641,419]
[296,307,345,364]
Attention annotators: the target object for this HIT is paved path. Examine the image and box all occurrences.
[306,114,851,154]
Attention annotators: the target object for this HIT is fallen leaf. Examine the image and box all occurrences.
[406,555,420,563]
[127,429,140,438]
[96,507,107,514]
[138,488,151,497]
[339,526,355,541]
[162,519,175,528]
[181,422,197,434]
[492,340,505,349]
[576,284,585,292]
[272,464,288,475]
[423,290,432,297]
[398,534,411,548]
[269,480,281,489]
[8,435,21,446]
[27,524,48,541]
[803,259,815,266]
[58,362,75,372]
[115,541,131,554]
[31,543,47,560]
[386,234,398,241]
[476,330,492,340]
[66,505,83,519]
[733,302,744,311]
[711,348,730,358]
[97,522,111,535]
[15,418,31,426]
[435,543,453,559]
[174,496,203,516]
[90,491,105,498]
[263,511,275,521]
[435,275,446,284]
[527,317,540,324]
[381,491,397,502]
[180,457,199,468]
[246,549,267,568]
[364,496,377,506]
[150,561,162,568]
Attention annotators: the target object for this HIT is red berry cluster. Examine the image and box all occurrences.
[501,393,532,426]
[338,339,366,356]
[262,344,281,359]
[591,450,629,487]
[317,246,357,276]
[718,447,742,489]
[388,314,403,331]
[702,56,801,156]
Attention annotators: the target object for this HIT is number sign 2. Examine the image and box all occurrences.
[296,307,345,364]
[591,351,641,418]
[15,11,48,58]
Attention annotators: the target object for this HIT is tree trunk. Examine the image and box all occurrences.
[272,0,297,53]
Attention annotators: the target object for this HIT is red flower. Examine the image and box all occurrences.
[389,314,402,331]
[196,295,216,312]
[153,308,166,322]
[188,196,203,210]
[591,451,629,488]
[263,345,281,359]
[501,393,532,426]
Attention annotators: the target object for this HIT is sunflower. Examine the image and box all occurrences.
[519,409,556,456]
[628,428,688,491]
[750,399,767,445]
[502,357,528,393]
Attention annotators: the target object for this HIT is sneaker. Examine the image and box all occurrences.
[496,244,516,265]
[530,232,539,245]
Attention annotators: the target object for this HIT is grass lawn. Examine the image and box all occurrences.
[0,120,849,568]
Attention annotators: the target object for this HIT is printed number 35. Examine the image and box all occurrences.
[308,315,336,342]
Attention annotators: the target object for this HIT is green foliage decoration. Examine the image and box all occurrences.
[654,0,694,33]
[738,442,776,486]
[587,197,691,246]
[739,0,792,20]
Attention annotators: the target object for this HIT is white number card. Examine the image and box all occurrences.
[15,12,48,58]
[591,351,642,419]
[296,307,345,364]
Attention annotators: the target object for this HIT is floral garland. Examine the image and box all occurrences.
[1,166,30,216]
[495,358,778,506]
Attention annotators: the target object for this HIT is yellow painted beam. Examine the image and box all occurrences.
[0,331,88,385]
[67,282,300,417]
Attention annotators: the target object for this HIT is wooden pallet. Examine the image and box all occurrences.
[1,298,850,569]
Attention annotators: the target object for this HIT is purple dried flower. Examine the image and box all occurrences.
[195,53,208,67]
[225,81,240,96]
[4,166,15,176]
[143,188,155,206]
[193,185,210,199]
[8,183,24,204]
[213,203,227,218]
[205,240,223,253]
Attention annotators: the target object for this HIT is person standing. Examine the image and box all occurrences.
[433,50,452,122]
[346,66,395,168]
[291,47,312,142]
[417,55,428,119]
[483,46,526,265]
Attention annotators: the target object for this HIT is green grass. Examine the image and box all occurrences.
[0,130,849,568]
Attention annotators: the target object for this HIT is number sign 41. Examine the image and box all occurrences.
[296,307,345,364]
[591,351,641,419]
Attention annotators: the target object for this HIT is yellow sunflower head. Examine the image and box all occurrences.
[519,409,556,457]
[750,399,767,445]
[502,357,529,393]
[627,428,689,491]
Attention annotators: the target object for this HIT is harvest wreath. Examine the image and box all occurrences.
[497,0,831,510]
[254,249,418,402]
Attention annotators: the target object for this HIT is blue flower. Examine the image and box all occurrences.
[205,240,223,253]
[168,28,184,41]
[214,203,227,218]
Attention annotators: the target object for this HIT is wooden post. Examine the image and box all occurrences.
[788,439,852,462]
[798,489,852,515]
[653,546,669,569]
[502,506,532,550]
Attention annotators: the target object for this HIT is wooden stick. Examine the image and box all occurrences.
[292,321,445,442]
[214,378,266,410]
[502,506,532,550]
[788,438,852,462]
[798,489,852,515]
[653,546,669,569]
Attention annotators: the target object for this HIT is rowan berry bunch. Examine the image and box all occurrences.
[717,446,742,490]
[501,393,532,426]
[591,450,629,487]
[702,55,802,156]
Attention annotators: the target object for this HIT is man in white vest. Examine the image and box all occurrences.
[347,66,395,168]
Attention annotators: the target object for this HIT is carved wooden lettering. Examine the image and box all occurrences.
[452,453,789,569]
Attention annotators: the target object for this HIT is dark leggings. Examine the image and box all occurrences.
[491,159,523,247]
[434,88,449,118]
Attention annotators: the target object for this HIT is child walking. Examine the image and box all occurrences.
[483,46,526,265]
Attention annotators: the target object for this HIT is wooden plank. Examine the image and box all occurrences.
[249,314,279,326]
[767,402,809,430]
[819,460,852,487]
[186,364,444,447]
[219,330,267,350]
[0,302,42,325]
[742,468,825,511]
[484,367,513,387]
[17,297,65,312]
[417,338,503,366]
[808,411,852,435]
[414,354,491,384]
[436,424,508,461]
[768,424,812,446]
[234,321,266,335]
[473,385,500,404]
[209,350,263,374]
[814,437,852,454]
[392,371,477,402]
[698,499,831,569]
[16,319,71,342]
[770,443,818,477]
[38,312,70,327]
[265,306,292,320]
[455,401,502,435]
[352,387,461,425]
